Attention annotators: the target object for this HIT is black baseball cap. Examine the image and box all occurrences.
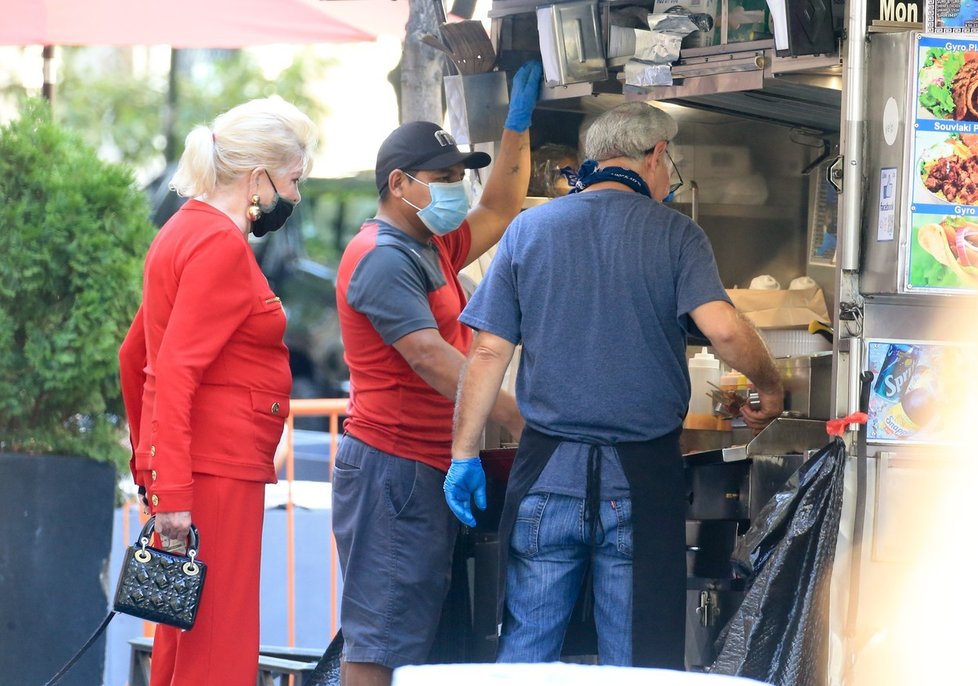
[375,121,491,193]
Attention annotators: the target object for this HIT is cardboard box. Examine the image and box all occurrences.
[725,285,830,329]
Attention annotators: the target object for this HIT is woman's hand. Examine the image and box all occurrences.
[155,510,193,553]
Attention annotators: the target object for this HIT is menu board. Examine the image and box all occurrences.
[907,34,978,293]
[865,338,973,443]
[904,35,978,293]
[925,0,978,33]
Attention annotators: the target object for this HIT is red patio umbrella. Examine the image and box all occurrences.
[0,0,376,47]
[0,0,380,103]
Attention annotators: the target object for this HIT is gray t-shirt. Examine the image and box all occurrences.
[344,220,452,345]
[460,190,729,495]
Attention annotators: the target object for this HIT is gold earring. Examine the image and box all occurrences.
[247,194,262,222]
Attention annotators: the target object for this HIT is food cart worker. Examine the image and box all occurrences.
[332,61,542,686]
[447,101,784,669]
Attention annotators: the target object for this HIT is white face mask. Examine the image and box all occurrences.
[401,173,470,236]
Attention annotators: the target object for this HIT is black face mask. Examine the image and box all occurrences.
[251,170,296,238]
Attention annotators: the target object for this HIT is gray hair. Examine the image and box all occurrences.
[170,96,318,198]
[584,102,678,162]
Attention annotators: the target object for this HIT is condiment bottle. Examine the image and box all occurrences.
[717,369,742,430]
[685,347,720,430]
[720,369,741,393]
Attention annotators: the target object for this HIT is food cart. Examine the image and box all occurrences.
[441,0,977,679]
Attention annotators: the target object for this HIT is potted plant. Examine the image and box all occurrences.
[0,99,155,685]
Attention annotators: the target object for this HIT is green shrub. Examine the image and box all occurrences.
[0,99,155,471]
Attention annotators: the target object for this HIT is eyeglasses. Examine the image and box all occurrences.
[664,149,684,195]
[643,145,684,195]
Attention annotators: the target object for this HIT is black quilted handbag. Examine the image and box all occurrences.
[113,515,207,629]
[44,516,206,685]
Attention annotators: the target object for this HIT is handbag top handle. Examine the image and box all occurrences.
[137,515,201,563]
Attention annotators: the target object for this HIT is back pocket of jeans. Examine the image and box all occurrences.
[510,493,549,558]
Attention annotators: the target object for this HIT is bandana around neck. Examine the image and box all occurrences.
[565,160,652,199]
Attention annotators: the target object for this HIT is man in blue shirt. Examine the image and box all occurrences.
[445,102,784,669]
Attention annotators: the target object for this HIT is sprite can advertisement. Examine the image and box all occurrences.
[865,340,970,444]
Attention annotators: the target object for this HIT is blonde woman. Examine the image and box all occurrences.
[119,97,317,685]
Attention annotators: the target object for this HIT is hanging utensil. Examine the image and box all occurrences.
[439,20,496,75]
[420,32,462,74]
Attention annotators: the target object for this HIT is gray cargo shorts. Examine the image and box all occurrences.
[331,434,459,669]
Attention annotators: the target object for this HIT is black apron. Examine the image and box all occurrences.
[496,425,686,669]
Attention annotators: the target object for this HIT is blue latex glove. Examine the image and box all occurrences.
[443,457,487,527]
[504,60,543,133]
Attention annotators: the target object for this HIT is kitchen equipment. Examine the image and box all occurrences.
[536,0,607,86]
[420,32,463,73]
[684,417,827,668]
[444,70,509,145]
[774,352,832,419]
[439,20,497,75]
[759,327,833,357]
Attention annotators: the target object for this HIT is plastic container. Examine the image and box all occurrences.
[720,370,744,393]
[715,369,749,429]
[685,347,720,430]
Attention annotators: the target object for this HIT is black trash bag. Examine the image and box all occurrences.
[306,629,343,686]
[711,436,847,686]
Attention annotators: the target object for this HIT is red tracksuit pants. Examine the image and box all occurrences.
[149,473,266,686]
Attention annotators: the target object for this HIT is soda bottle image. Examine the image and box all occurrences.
[873,343,920,404]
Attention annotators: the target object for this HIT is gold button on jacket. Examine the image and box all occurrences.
[151,494,159,507]
[271,402,281,415]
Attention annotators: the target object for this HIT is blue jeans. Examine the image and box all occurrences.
[497,492,633,665]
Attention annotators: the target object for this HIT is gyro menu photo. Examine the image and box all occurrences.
[908,34,978,292]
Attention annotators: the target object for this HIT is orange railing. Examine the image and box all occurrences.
[283,398,348,644]
[120,397,348,646]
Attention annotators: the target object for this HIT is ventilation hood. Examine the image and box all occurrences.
[623,42,843,132]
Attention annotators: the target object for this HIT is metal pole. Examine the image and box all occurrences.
[41,45,55,106]
[286,413,296,647]
[840,0,866,274]
[837,0,868,425]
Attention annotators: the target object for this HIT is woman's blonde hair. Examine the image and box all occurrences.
[170,96,318,198]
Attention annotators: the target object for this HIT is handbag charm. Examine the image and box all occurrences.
[113,516,207,630]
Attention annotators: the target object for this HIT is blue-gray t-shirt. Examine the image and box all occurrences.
[460,189,730,451]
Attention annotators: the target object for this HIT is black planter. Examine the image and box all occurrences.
[0,452,115,685]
